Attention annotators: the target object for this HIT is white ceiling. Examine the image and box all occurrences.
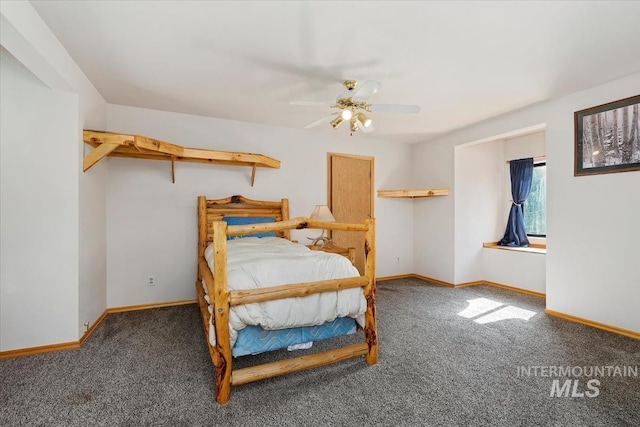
[31,1,640,143]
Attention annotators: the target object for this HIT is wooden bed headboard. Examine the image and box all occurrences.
[197,195,290,257]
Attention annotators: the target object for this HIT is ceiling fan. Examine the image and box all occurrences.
[291,80,421,133]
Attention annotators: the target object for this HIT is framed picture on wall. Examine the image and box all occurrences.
[574,94,640,176]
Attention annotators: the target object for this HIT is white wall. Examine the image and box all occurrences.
[77,70,107,341]
[105,105,414,307]
[0,49,79,350]
[547,86,639,332]
[454,140,504,284]
[1,0,107,348]
[413,72,640,332]
[78,108,107,338]
[483,250,546,293]
[412,139,456,282]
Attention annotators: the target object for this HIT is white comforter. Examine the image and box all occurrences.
[203,237,366,346]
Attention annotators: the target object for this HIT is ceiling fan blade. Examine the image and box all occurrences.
[290,101,332,107]
[304,113,337,129]
[368,104,421,114]
[351,80,382,101]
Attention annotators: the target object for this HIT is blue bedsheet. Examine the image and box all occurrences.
[232,316,357,357]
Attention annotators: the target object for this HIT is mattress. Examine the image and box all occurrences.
[232,316,357,357]
[203,237,366,348]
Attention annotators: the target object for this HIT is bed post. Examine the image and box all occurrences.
[363,218,378,365]
[281,198,290,240]
[212,220,232,404]
[197,196,207,281]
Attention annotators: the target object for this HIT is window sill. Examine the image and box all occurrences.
[483,242,546,254]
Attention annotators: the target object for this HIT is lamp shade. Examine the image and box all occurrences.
[310,205,335,222]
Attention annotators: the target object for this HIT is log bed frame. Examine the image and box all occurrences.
[196,195,377,404]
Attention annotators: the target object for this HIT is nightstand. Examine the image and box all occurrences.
[308,244,356,266]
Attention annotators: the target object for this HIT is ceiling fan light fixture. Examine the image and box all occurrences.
[330,116,344,129]
[296,79,420,134]
[357,112,372,127]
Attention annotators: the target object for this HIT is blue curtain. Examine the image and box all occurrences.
[499,158,534,247]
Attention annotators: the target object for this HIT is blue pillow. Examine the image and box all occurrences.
[222,216,276,239]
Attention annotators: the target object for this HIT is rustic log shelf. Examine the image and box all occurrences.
[377,188,450,198]
[82,130,281,186]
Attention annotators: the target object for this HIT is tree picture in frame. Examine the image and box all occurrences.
[574,95,640,176]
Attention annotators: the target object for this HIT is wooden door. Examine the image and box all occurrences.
[328,153,374,274]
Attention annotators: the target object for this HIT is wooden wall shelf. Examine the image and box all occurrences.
[82,130,281,186]
[377,188,450,198]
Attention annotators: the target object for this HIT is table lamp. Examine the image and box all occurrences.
[308,205,335,247]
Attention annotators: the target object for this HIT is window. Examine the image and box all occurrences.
[524,162,546,237]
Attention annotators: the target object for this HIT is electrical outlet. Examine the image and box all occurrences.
[148,276,155,286]
[83,321,89,332]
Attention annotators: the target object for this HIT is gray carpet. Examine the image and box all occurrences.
[1,278,638,426]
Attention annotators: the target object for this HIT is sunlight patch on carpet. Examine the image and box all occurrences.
[457,298,504,318]
[474,305,536,324]
[458,297,536,324]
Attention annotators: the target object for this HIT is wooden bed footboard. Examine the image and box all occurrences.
[196,195,377,404]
